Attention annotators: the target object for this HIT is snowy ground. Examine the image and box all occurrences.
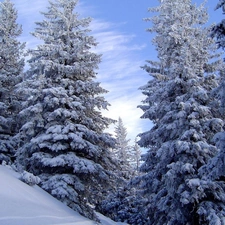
[0,165,127,225]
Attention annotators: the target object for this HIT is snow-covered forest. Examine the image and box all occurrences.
[1,0,225,224]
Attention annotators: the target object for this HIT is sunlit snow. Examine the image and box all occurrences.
[0,165,126,225]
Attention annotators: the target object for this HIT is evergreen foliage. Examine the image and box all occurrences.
[97,118,137,222]
[130,138,142,172]
[99,186,148,225]
[16,0,117,220]
[194,1,225,223]
[0,0,25,164]
[197,136,225,224]
[3,0,225,224]
[134,0,224,224]
[112,117,133,178]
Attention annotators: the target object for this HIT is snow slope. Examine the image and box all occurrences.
[0,165,126,225]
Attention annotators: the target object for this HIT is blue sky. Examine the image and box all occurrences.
[8,0,224,144]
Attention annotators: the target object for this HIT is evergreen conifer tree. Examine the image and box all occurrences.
[130,138,142,172]
[194,1,225,223]
[113,117,133,178]
[16,0,117,220]
[134,0,223,224]
[0,0,25,164]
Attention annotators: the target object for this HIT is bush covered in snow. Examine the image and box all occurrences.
[20,171,41,186]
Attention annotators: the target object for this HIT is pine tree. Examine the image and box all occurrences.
[130,138,142,172]
[16,0,117,220]
[113,117,133,178]
[197,132,225,224]
[194,1,225,223]
[0,0,25,164]
[97,118,141,223]
[134,0,223,224]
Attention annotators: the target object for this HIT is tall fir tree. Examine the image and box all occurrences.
[16,0,117,220]
[194,1,225,223]
[134,0,223,224]
[0,0,25,164]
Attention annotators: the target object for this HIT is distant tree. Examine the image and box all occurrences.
[97,120,143,222]
[113,117,133,178]
[0,0,25,164]
[134,0,223,224]
[16,0,117,220]
[130,138,142,172]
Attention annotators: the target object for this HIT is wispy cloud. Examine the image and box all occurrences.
[88,19,150,142]
[11,0,48,48]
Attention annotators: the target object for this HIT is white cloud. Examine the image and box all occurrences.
[12,0,48,27]
[11,0,47,48]
[103,93,152,142]
[88,19,150,142]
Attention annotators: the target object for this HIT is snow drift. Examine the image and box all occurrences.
[0,165,126,225]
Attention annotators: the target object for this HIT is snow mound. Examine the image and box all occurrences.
[0,165,126,225]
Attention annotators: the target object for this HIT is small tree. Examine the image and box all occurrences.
[0,0,25,164]
[16,0,118,220]
[130,138,142,172]
[113,117,133,178]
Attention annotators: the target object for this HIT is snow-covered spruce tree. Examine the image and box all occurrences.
[193,1,225,223]
[134,0,224,224]
[0,0,25,164]
[197,132,225,224]
[130,137,142,172]
[16,0,117,220]
[113,117,133,178]
[96,118,135,221]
